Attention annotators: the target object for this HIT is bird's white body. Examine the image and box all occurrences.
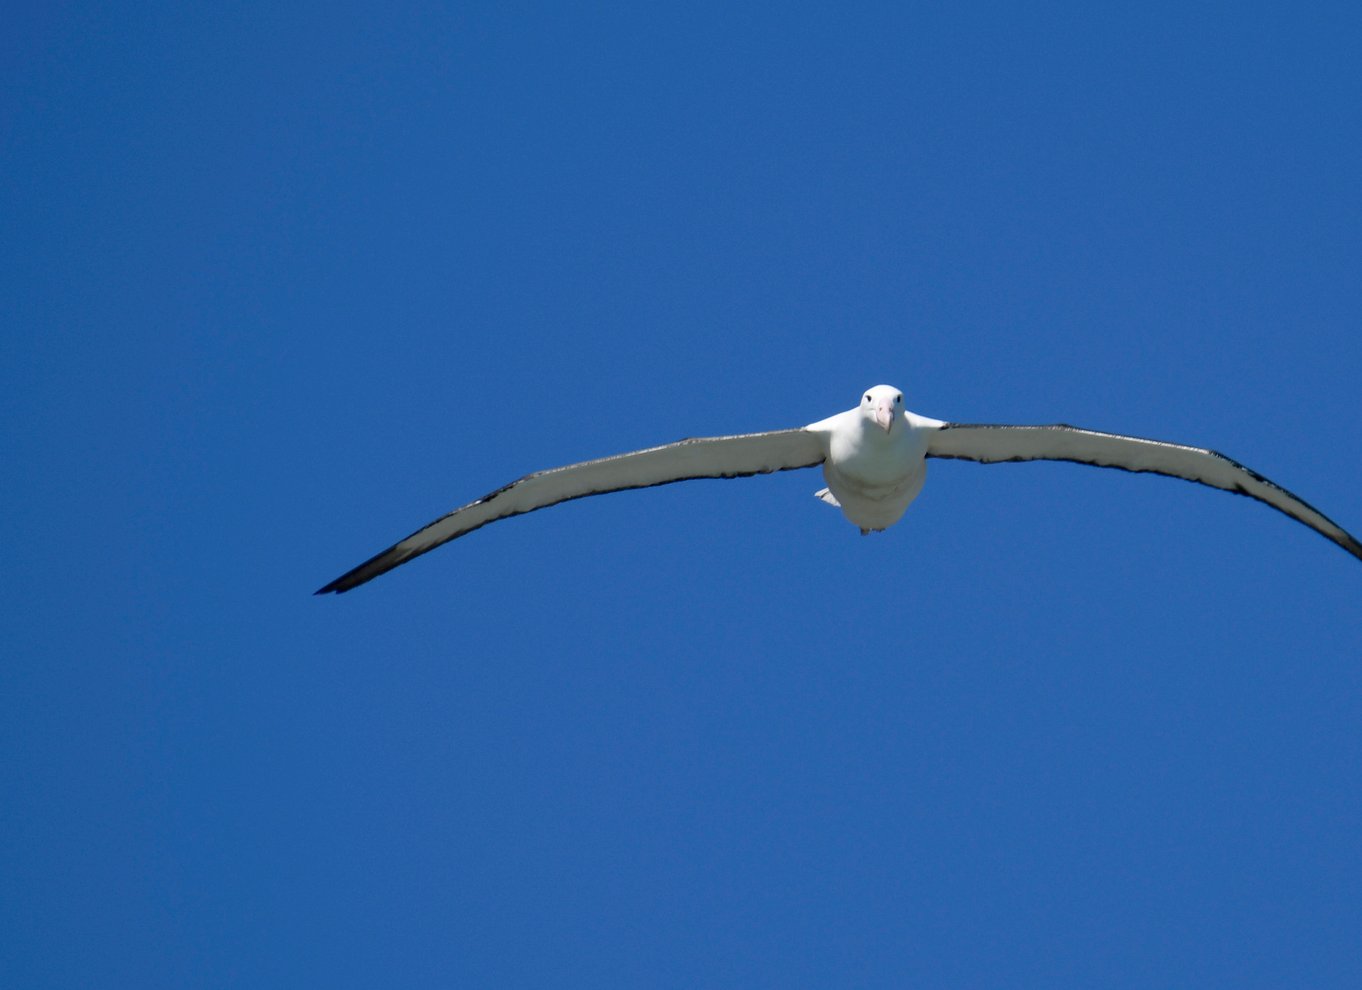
[805,386,941,533]
[318,383,1362,593]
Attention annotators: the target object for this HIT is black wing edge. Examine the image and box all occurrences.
[315,438,825,595]
[314,501,480,596]
[928,422,1362,566]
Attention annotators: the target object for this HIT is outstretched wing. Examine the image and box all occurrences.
[317,429,826,593]
[927,423,1362,564]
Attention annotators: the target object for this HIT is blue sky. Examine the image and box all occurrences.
[5,3,1361,986]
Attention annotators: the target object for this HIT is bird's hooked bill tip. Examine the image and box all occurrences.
[875,405,894,431]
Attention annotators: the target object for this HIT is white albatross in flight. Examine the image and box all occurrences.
[317,385,1362,593]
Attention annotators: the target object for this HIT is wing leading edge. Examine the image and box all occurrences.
[927,423,1362,564]
[317,429,826,594]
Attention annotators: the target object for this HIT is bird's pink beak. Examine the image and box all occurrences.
[874,397,895,432]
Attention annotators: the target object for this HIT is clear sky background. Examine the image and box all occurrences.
[5,3,1362,986]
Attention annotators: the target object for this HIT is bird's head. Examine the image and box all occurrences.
[861,385,904,433]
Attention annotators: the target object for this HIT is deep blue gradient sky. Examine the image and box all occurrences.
[6,3,1362,986]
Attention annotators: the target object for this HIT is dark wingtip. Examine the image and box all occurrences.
[315,561,380,595]
[314,569,373,595]
[314,546,413,597]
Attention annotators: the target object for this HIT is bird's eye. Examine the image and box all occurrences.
[865,394,872,403]
[895,394,902,403]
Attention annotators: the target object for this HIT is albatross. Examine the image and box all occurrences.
[317,385,1362,593]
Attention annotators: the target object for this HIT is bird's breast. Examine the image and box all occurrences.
[821,425,930,529]
[826,424,926,483]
